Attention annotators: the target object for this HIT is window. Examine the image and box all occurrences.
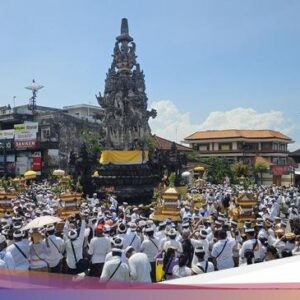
[41,127,51,142]
[219,143,231,151]
[192,144,199,151]
[199,144,209,151]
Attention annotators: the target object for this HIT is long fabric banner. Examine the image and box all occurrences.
[100,150,149,165]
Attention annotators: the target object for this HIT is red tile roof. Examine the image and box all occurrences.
[153,135,192,152]
[185,130,291,141]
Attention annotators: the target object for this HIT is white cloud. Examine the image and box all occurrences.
[149,99,294,144]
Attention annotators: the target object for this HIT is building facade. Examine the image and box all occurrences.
[184,129,294,186]
[0,104,102,177]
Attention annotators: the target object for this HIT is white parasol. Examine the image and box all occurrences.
[21,216,62,231]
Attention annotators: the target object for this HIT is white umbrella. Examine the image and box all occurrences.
[22,216,62,231]
[181,171,191,177]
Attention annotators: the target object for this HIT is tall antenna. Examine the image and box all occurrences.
[25,79,44,113]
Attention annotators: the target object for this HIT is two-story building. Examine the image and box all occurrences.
[184,129,293,186]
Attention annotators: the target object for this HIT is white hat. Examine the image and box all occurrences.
[245,228,255,234]
[194,246,205,254]
[182,222,190,229]
[199,229,208,238]
[138,220,147,227]
[124,246,135,255]
[0,234,6,244]
[112,248,123,253]
[168,228,177,237]
[13,223,22,230]
[46,225,55,232]
[68,229,78,239]
[117,223,127,234]
[129,223,137,231]
[13,230,23,238]
[144,226,154,233]
[112,237,123,248]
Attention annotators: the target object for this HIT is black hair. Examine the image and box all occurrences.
[195,251,205,260]
[112,251,122,257]
[244,249,254,265]
[266,245,280,259]
[218,230,227,240]
[281,249,293,258]
[178,254,188,267]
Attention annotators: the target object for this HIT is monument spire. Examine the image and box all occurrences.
[97,18,157,150]
[121,18,129,35]
[117,18,133,43]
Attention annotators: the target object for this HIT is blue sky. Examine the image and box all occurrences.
[0,0,300,149]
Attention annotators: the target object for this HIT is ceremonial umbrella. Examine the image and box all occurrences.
[24,170,37,179]
[22,216,62,231]
[194,166,205,172]
[53,169,65,176]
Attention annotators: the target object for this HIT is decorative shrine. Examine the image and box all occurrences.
[150,187,181,221]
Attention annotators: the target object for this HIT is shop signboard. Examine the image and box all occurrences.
[15,140,37,150]
[271,165,290,176]
[0,129,14,139]
[32,151,42,171]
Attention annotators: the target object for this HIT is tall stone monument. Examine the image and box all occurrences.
[95,18,158,202]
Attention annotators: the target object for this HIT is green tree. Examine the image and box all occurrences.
[186,151,203,162]
[254,162,269,185]
[202,157,233,184]
[145,134,156,160]
[231,161,249,179]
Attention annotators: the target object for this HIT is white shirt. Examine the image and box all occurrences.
[128,253,152,283]
[140,237,159,262]
[105,250,127,264]
[239,239,264,264]
[172,265,192,278]
[88,236,111,264]
[191,238,209,267]
[45,234,65,268]
[65,220,85,269]
[211,239,235,270]
[101,256,130,282]
[163,239,183,253]
[195,260,215,273]
[123,232,141,252]
[0,250,15,269]
[6,240,30,270]
[29,241,50,269]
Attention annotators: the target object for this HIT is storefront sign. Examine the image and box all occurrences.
[15,140,37,150]
[0,129,14,139]
[14,131,37,141]
[32,151,42,171]
[14,122,38,133]
[271,165,290,176]
[0,139,13,150]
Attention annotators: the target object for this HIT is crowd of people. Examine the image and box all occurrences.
[0,181,300,284]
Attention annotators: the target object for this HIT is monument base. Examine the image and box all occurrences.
[94,162,159,204]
